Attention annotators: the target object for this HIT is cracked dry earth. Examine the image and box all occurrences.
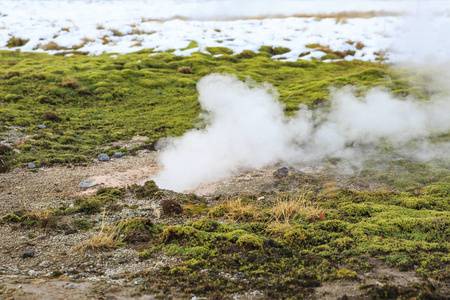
[0,142,423,299]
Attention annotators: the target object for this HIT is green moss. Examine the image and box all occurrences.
[188,219,224,232]
[1,213,21,223]
[129,180,160,199]
[116,217,157,234]
[336,268,357,279]
[73,217,94,230]
[236,233,263,249]
[205,47,234,55]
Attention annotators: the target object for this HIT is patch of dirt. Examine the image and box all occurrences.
[0,150,159,216]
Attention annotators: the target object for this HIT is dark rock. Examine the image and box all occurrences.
[28,162,36,169]
[113,151,122,158]
[413,265,419,270]
[235,272,245,279]
[97,153,109,161]
[7,191,12,195]
[37,124,46,129]
[22,250,35,259]
[77,135,83,140]
[156,91,162,95]
[274,167,289,177]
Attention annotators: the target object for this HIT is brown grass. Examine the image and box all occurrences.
[355,41,365,50]
[61,77,80,89]
[129,29,156,35]
[110,28,124,37]
[40,42,68,51]
[43,111,62,122]
[6,36,29,48]
[177,66,193,74]
[73,222,119,253]
[306,44,355,59]
[141,10,400,22]
[222,198,259,221]
[270,194,325,223]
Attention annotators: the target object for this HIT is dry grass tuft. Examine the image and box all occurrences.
[223,198,259,221]
[355,41,365,50]
[73,222,119,253]
[129,28,156,35]
[110,28,124,37]
[40,42,68,51]
[61,77,80,89]
[270,194,325,223]
[177,66,193,74]
[6,36,29,48]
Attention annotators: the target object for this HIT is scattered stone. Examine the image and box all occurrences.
[97,153,110,161]
[37,124,46,129]
[22,250,35,259]
[13,149,21,154]
[77,135,83,140]
[27,270,38,276]
[235,272,245,279]
[79,179,97,188]
[113,151,122,158]
[7,191,12,195]
[30,148,37,152]
[28,162,36,169]
[413,265,419,270]
[274,167,289,177]
[156,91,162,95]
[257,196,265,200]
[66,285,76,289]
[117,176,125,181]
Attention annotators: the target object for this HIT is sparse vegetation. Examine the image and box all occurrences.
[6,36,29,48]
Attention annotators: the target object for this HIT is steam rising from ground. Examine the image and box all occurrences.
[154,74,450,191]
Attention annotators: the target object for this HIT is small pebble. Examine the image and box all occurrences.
[97,153,110,161]
[28,162,36,169]
[77,135,83,140]
[37,124,46,129]
[156,91,162,95]
[276,167,289,175]
[7,191,12,195]
[22,250,35,259]
[113,151,122,158]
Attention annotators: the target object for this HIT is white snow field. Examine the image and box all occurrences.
[1,0,449,62]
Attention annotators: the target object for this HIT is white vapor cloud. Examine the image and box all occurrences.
[154,74,450,192]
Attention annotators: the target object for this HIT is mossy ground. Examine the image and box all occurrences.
[0,49,439,171]
[1,48,449,298]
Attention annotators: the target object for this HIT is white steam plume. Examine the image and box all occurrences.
[154,74,450,192]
